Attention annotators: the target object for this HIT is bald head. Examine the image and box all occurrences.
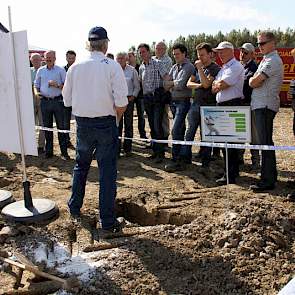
[30,53,42,69]
[155,41,167,58]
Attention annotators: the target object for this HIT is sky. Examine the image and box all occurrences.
[0,0,294,65]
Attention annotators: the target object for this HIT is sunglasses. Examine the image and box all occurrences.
[257,40,270,46]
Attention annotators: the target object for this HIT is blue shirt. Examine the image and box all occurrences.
[34,65,66,97]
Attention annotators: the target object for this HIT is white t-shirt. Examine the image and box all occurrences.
[62,51,128,118]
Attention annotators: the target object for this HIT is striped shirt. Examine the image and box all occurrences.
[139,58,168,95]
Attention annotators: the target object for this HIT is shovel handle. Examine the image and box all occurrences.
[0,257,66,284]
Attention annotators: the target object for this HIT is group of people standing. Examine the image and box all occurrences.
[30,50,76,160]
[30,26,292,233]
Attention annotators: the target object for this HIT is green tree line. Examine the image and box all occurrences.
[130,28,295,62]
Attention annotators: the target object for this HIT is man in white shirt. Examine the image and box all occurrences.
[212,41,245,185]
[116,52,140,156]
[62,26,128,233]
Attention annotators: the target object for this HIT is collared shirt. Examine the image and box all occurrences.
[242,59,258,104]
[215,58,245,103]
[62,51,128,118]
[139,58,168,95]
[64,64,70,72]
[123,64,140,97]
[194,62,221,105]
[169,58,195,99]
[153,54,173,73]
[251,50,283,113]
[30,67,38,86]
[34,65,66,97]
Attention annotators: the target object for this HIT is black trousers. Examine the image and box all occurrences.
[252,107,277,185]
[118,100,134,153]
[217,98,241,181]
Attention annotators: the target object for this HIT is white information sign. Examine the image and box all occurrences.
[200,106,251,143]
[0,31,37,156]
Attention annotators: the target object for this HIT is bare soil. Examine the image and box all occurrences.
[0,107,294,295]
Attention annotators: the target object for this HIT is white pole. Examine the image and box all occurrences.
[225,142,229,185]
[8,6,28,182]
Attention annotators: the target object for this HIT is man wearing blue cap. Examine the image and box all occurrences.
[63,26,128,232]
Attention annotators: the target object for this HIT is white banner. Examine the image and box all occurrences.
[0,31,37,156]
[200,106,251,143]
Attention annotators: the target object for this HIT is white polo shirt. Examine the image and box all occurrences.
[215,58,245,103]
[62,51,128,118]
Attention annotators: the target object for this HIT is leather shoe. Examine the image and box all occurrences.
[250,182,275,192]
[155,155,164,163]
[61,153,71,160]
[38,147,45,155]
[287,192,295,202]
[67,141,75,149]
[102,219,124,233]
[216,176,236,185]
[45,153,53,159]
[165,160,186,172]
[148,153,157,159]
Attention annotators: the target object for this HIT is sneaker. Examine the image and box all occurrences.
[250,182,275,192]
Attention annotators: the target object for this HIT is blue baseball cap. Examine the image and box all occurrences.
[88,26,109,41]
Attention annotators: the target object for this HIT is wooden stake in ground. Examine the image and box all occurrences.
[0,257,81,293]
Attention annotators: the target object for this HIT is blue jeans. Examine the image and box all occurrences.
[143,95,165,155]
[68,116,118,229]
[179,100,201,163]
[40,97,67,155]
[170,100,191,160]
[252,107,277,185]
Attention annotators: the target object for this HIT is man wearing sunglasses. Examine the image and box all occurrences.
[249,31,283,192]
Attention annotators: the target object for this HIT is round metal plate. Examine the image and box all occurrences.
[0,189,14,209]
[1,198,59,223]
